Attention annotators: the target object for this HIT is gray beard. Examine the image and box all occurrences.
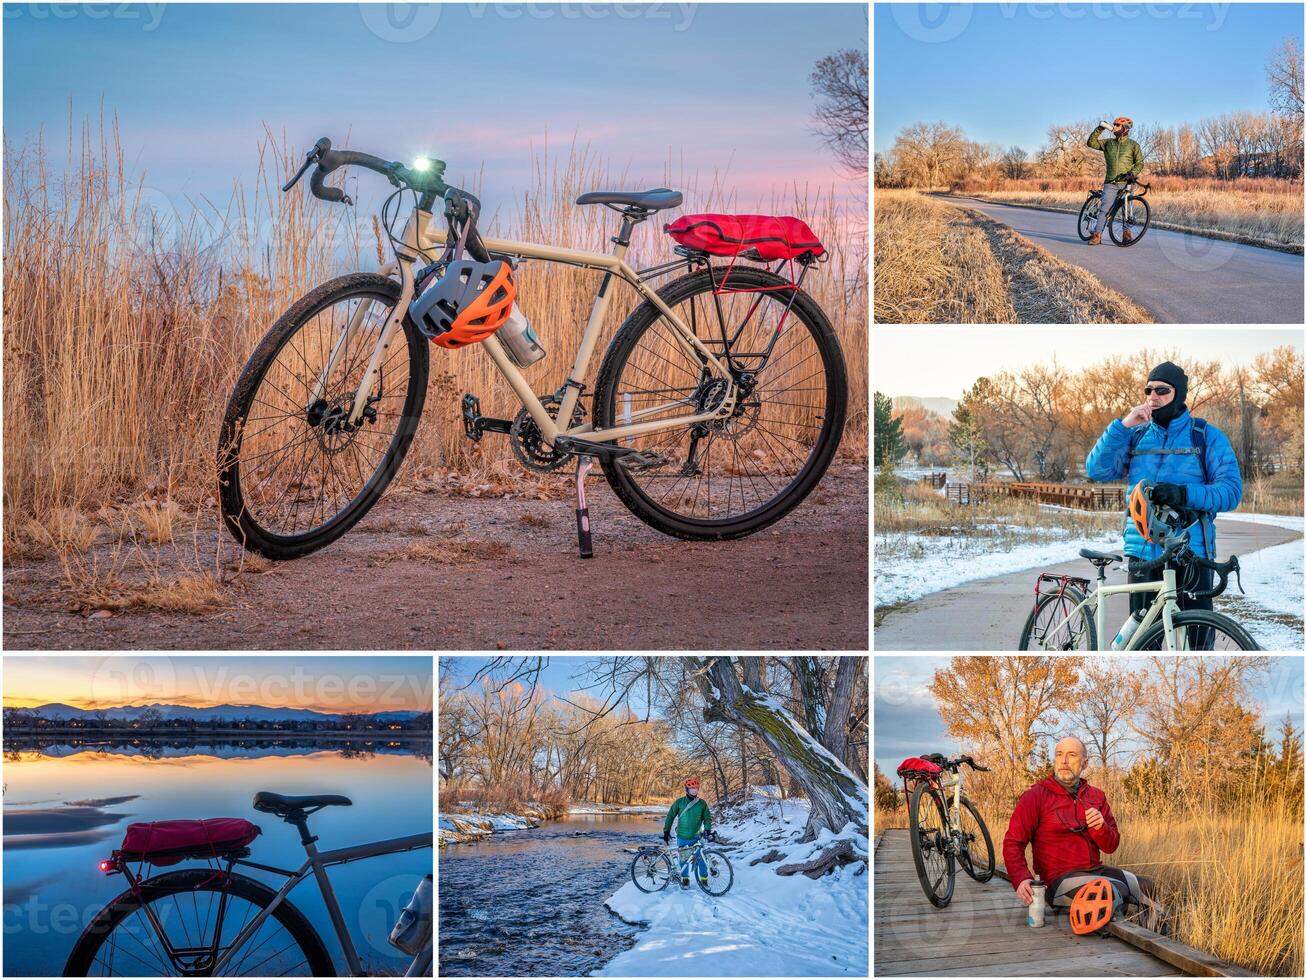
[1055,773,1080,790]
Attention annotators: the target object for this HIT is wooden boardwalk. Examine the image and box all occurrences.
[875,829,1182,977]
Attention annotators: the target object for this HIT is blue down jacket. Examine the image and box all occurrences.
[1084,409,1242,560]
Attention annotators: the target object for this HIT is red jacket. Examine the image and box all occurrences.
[1002,776,1120,890]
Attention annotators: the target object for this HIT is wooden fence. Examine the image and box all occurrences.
[919,472,947,489]
[944,482,1126,510]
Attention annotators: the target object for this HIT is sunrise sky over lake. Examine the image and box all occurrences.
[1,656,432,713]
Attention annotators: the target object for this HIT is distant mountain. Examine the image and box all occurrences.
[893,395,957,418]
[11,703,426,723]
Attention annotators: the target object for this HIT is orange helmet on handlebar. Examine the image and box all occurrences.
[410,258,515,349]
[1128,481,1153,542]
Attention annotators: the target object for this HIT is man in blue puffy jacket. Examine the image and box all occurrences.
[1085,361,1242,620]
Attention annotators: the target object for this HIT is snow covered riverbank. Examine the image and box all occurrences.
[594,790,869,977]
[439,802,667,845]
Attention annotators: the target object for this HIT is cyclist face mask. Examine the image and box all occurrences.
[1146,362,1188,427]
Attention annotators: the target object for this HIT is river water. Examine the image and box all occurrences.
[439,811,665,976]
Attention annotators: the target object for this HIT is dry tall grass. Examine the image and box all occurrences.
[3,120,867,567]
[873,190,1153,323]
[876,762,1304,975]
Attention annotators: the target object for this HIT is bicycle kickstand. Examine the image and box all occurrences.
[574,454,595,559]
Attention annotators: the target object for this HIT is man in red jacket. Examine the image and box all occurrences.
[1004,737,1163,928]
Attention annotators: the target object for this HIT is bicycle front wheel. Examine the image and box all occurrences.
[1019,587,1097,650]
[63,867,334,976]
[697,850,734,896]
[592,265,847,540]
[1132,609,1259,650]
[908,781,954,908]
[956,796,995,883]
[1108,197,1150,246]
[217,273,429,560]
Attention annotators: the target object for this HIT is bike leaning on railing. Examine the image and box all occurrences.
[630,832,734,896]
[1077,179,1151,246]
[63,792,433,977]
[897,753,995,909]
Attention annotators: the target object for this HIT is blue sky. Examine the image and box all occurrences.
[873,655,1305,780]
[874,2,1303,155]
[3,3,866,221]
[3,655,433,712]
[440,655,656,717]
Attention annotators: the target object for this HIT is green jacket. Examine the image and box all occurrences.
[1087,127,1144,183]
[663,795,712,839]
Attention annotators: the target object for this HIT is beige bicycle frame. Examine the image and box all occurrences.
[1040,566,1184,651]
[321,206,735,444]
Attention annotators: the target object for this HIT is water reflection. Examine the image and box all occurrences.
[2,739,434,976]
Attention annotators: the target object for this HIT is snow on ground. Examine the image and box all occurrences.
[1215,539,1305,651]
[438,810,541,845]
[593,791,868,977]
[569,803,668,814]
[874,526,1123,607]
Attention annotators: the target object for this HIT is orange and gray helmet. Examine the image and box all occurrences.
[1129,481,1153,542]
[684,778,700,789]
[1069,877,1115,935]
[410,258,515,349]
[1113,116,1133,129]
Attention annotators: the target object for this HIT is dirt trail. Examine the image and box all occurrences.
[4,463,867,651]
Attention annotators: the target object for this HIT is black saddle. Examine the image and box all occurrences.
[1079,548,1124,567]
[252,792,352,817]
[576,188,683,211]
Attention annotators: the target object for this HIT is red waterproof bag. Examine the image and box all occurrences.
[114,818,261,866]
[896,757,942,782]
[664,213,824,260]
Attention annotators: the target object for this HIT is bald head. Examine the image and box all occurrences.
[1053,737,1089,787]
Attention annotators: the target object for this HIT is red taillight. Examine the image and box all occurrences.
[99,859,113,872]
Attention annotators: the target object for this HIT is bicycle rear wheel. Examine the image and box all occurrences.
[1019,587,1096,650]
[592,265,847,540]
[217,273,429,560]
[630,849,674,892]
[1077,196,1100,241]
[63,867,333,976]
[1132,609,1259,650]
[908,781,954,908]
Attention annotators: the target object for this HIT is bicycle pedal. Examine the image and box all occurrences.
[619,450,669,472]
[461,394,483,443]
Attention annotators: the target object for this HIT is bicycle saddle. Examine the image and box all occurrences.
[252,792,353,816]
[1079,548,1124,566]
[575,188,683,211]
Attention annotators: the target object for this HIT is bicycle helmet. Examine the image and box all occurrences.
[1113,116,1133,129]
[409,258,515,349]
[1069,877,1115,935]
[1128,481,1154,542]
[684,778,700,789]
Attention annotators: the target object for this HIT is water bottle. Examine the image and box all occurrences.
[388,874,432,955]
[498,303,546,368]
[1111,610,1144,650]
[1028,877,1045,928]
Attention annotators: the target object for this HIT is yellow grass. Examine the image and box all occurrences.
[873,190,1153,323]
[4,118,867,576]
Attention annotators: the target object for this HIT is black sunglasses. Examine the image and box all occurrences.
[1144,385,1172,396]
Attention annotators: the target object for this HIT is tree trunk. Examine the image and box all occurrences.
[823,657,858,762]
[693,657,868,842]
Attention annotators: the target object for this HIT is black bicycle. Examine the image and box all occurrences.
[1077,179,1151,247]
[900,753,995,909]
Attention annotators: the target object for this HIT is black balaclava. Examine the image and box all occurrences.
[1147,361,1188,427]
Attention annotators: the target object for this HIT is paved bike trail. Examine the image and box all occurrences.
[940,195,1304,324]
[874,517,1301,651]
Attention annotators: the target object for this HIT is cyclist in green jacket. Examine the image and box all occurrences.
[1086,117,1144,245]
[662,778,713,888]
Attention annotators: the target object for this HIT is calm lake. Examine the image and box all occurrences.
[2,736,433,976]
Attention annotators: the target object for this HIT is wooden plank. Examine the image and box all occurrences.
[873,828,1246,977]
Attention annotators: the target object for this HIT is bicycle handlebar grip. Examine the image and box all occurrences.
[309,167,348,204]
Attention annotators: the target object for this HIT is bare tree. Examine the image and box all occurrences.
[1070,660,1145,769]
[1267,36,1304,124]
[810,48,868,176]
[1000,145,1028,179]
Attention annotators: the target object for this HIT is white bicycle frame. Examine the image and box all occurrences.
[311,206,737,446]
[1039,565,1184,651]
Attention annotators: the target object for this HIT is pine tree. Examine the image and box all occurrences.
[874,391,908,467]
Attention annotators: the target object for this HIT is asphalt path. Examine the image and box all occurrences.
[874,517,1301,650]
[941,195,1304,324]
